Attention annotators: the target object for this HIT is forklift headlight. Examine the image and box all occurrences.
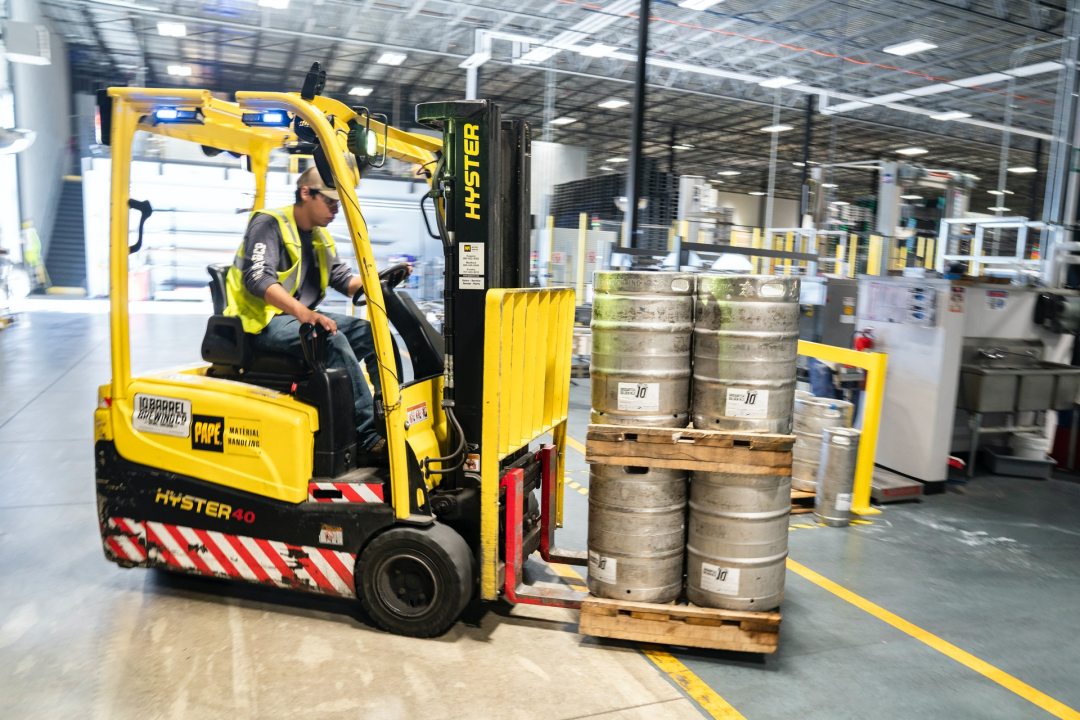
[242,111,291,127]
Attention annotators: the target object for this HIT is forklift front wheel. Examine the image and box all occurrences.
[358,522,475,638]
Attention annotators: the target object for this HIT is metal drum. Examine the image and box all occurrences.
[587,465,687,603]
[792,397,854,492]
[692,275,801,433]
[815,427,861,527]
[686,469,789,611]
[590,271,694,428]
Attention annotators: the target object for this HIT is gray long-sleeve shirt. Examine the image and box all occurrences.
[240,213,354,309]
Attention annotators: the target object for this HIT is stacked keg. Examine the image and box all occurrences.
[587,272,693,602]
[687,275,800,611]
[791,396,854,492]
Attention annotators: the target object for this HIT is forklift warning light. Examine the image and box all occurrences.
[152,107,201,124]
[242,111,291,127]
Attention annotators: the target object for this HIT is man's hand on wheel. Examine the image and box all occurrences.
[298,308,337,335]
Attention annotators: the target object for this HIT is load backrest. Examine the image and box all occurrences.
[207,264,230,315]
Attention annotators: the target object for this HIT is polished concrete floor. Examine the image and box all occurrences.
[2,304,1079,719]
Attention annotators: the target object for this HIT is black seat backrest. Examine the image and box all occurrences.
[208,264,230,315]
[384,289,444,380]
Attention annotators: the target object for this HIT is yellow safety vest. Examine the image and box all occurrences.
[224,205,336,334]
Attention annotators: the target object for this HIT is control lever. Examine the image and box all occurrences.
[127,198,153,254]
[298,321,329,372]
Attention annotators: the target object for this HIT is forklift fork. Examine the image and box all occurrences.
[500,445,587,609]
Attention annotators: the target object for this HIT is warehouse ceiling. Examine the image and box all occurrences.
[40,0,1070,214]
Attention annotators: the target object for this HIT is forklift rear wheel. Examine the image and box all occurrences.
[358,522,475,638]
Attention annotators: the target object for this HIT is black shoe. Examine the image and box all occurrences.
[357,438,390,468]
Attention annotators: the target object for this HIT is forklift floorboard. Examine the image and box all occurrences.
[2,306,1080,719]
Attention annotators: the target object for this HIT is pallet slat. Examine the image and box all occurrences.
[579,596,781,653]
[586,424,795,474]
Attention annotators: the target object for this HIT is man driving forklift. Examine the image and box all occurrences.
[224,165,402,462]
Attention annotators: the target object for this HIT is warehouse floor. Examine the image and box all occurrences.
[2,307,1079,719]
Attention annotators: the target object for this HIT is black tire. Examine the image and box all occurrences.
[358,522,475,638]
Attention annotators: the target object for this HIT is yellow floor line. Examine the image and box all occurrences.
[548,562,588,592]
[565,435,587,455]
[641,646,748,720]
[558,563,746,719]
[787,559,1080,720]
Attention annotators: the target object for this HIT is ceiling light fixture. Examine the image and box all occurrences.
[832,201,850,206]
[1008,166,1037,174]
[749,191,766,196]
[167,64,192,77]
[900,194,923,200]
[882,39,937,56]
[598,99,629,109]
[931,110,971,121]
[989,206,1011,211]
[717,170,741,176]
[349,86,373,96]
[678,0,724,9]
[672,143,694,150]
[157,21,186,37]
[792,161,805,167]
[759,77,798,89]
[377,52,407,66]
[579,43,615,58]
[760,124,794,132]
[988,190,1015,195]
[821,183,838,188]
[600,166,615,171]
[551,117,577,125]
[896,147,928,156]
[608,157,628,163]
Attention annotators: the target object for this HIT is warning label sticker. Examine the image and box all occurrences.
[133,393,191,438]
[700,563,740,596]
[465,453,480,472]
[589,550,617,584]
[835,493,853,512]
[406,402,429,428]
[725,388,769,418]
[319,525,343,546]
[617,382,659,412]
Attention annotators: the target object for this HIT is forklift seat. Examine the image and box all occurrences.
[201,264,311,377]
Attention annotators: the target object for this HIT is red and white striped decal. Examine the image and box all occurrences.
[104,517,356,598]
[307,482,384,503]
[102,517,147,563]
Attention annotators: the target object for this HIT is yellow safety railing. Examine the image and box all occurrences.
[479,287,575,599]
[798,341,887,516]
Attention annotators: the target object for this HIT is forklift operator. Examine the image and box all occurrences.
[224,166,396,460]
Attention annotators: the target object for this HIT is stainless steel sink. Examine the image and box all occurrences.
[959,359,1080,412]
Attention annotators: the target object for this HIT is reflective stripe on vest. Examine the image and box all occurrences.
[223,205,337,334]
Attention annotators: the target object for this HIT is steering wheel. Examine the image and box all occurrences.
[352,262,411,307]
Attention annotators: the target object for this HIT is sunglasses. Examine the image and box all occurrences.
[311,191,339,211]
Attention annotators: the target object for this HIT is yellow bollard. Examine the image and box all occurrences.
[868,235,882,275]
[848,233,858,277]
[752,228,762,274]
[784,232,794,275]
[576,213,587,305]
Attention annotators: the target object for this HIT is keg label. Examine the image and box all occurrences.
[588,550,617,584]
[726,388,769,418]
[617,382,659,411]
[701,563,740,596]
[835,493,853,512]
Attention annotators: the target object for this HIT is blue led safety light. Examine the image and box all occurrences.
[151,107,201,124]
[241,111,291,127]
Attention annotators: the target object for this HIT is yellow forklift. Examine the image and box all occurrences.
[95,64,585,638]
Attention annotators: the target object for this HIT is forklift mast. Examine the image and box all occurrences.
[416,100,531,488]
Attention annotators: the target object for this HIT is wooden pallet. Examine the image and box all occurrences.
[791,488,815,514]
[579,596,781,653]
[585,423,794,474]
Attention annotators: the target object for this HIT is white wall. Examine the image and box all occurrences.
[531,141,588,218]
[10,0,71,257]
[715,191,800,229]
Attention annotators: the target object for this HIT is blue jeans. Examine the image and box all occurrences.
[252,312,382,451]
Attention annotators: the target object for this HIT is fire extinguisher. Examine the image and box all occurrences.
[854,328,873,353]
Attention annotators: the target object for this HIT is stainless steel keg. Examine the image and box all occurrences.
[591,272,694,427]
[587,465,687,603]
[692,275,801,433]
[814,427,861,527]
[792,397,854,492]
[686,469,790,611]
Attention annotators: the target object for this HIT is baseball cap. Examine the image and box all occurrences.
[296,166,340,201]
